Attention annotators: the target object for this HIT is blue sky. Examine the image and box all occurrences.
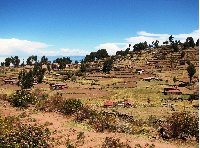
[0,0,199,56]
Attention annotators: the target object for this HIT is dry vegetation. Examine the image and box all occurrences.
[0,46,199,147]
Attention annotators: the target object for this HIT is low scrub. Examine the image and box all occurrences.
[61,99,83,115]
[32,88,49,100]
[36,93,64,112]
[0,116,50,147]
[9,90,38,108]
[159,111,198,141]
[102,137,131,148]
[36,94,82,115]
[75,107,146,134]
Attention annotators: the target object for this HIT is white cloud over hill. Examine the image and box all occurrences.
[0,29,198,56]
[0,38,89,56]
[0,38,49,56]
[97,29,199,55]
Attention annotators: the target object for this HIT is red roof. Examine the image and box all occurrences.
[166,89,181,93]
[104,100,114,106]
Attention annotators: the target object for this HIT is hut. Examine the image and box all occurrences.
[104,100,114,107]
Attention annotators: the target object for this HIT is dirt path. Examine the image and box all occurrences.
[0,100,197,148]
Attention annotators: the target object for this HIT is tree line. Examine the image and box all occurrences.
[1,55,72,68]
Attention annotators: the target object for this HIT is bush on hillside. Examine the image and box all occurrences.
[102,137,131,148]
[159,111,198,140]
[75,108,141,134]
[9,90,38,108]
[71,75,77,82]
[0,116,50,147]
[32,88,49,100]
[36,93,64,112]
[61,99,83,115]
[36,93,83,115]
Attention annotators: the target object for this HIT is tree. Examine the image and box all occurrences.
[53,57,72,70]
[116,48,130,56]
[169,35,174,43]
[116,50,125,56]
[181,51,185,59]
[11,56,20,67]
[133,42,148,52]
[41,56,48,64]
[79,60,87,72]
[184,37,195,48]
[75,60,79,64]
[124,48,130,55]
[96,49,109,60]
[33,62,45,83]
[5,57,12,67]
[196,39,199,46]
[102,58,113,73]
[18,70,34,89]
[173,76,177,84]
[26,55,37,66]
[1,62,5,66]
[172,41,179,52]
[177,40,182,45]
[84,52,96,62]
[187,63,196,83]
[61,99,83,115]
[168,35,179,52]
[163,41,169,45]
[21,59,25,67]
[152,40,159,48]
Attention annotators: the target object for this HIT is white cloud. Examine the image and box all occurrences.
[125,36,160,45]
[0,38,49,56]
[0,38,89,57]
[0,29,198,57]
[95,29,199,55]
[137,31,169,37]
[126,29,199,45]
[173,29,199,42]
[95,43,128,55]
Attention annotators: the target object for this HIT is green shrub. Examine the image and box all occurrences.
[147,115,162,129]
[75,108,134,134]
[160,111,199,140]
[9,90,38,108]
[32,89,48,100]
[36,93,64,112]
[61,99,83,115]
[0,116,50,147]
[91,112,117,132]
[75,71,84,76]
[63,75,69,81]
[71,76,77,82]
[102,137,131,148]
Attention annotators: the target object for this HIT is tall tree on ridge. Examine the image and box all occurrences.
[187,63,196,83]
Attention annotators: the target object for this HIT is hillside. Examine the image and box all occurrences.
[0,45,199,147]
